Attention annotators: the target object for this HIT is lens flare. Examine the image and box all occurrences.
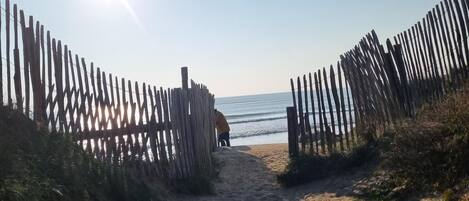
[120,0,147,34]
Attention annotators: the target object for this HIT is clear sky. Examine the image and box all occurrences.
[15,0,440,97]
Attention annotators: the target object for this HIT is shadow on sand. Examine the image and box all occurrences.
[176,145,377,201]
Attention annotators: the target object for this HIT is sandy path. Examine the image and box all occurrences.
[204,146,284,201]
[176,144,363,201]
[170,144,454,201]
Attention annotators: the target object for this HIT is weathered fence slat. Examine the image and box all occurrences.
[330,65,344,151]
[317,71,327,154]
[323,67,336,153]
[303,75,313,154]
[308,73,319,153]
[287,107,299,158]
[4,0,10,106]
[337,65,349,149]
[296,77,306,153]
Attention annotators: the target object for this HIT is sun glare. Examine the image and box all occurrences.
[96,0,147,34]
[119,0,147,33]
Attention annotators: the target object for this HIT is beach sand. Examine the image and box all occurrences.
[175,143,366,201]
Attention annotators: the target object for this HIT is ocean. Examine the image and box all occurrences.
[215,92,292,146]
[215,91,355,146]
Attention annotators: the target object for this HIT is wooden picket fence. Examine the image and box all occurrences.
[0,0,217,180]
[288,0,469,157]
[287,66,356,157]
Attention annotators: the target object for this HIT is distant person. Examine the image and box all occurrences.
[215,109,231,147]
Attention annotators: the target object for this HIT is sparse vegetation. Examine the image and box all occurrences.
[277,138,383,187]
[279,87,469,200]
[0,106,167,201]
[358,88,469,200]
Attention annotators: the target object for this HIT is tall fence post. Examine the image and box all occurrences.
[181,67,188,90]
[287,106,299,158]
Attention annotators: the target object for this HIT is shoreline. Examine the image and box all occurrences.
[230,132,288,146]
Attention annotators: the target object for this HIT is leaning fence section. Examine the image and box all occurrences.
[287,66,356,157]
[288,0,469,158]
[0,0,217,180]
